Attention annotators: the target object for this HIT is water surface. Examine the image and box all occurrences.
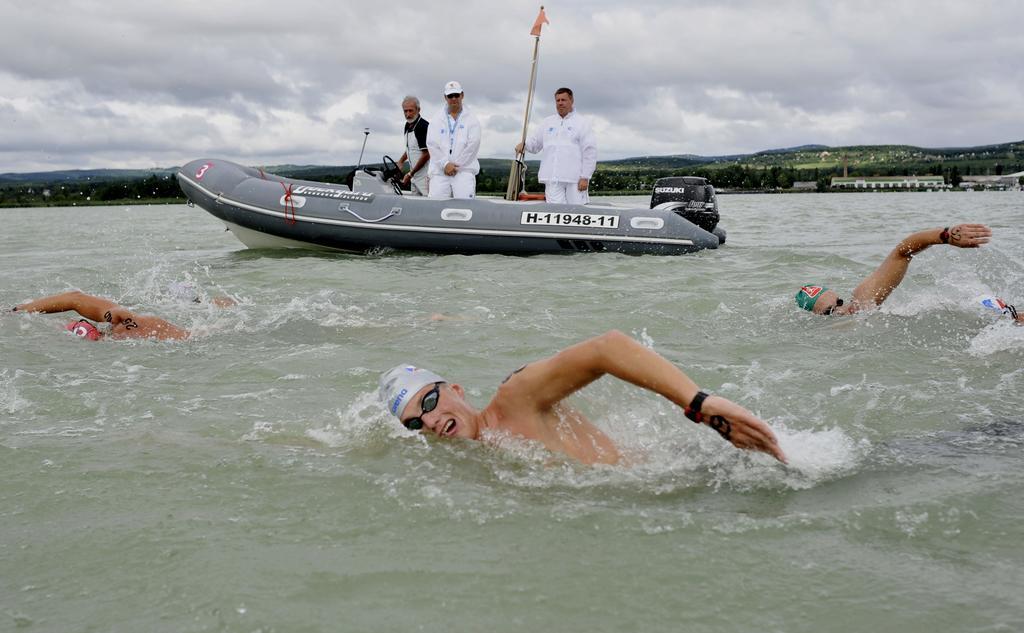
[2,192,1023,631]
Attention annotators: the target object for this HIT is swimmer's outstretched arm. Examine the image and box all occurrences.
[505,330,787,462]
[849,223,992,309]
[14,291,135,325]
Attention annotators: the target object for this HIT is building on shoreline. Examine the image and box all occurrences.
[830,175,949,190]
[959,173,1023,190]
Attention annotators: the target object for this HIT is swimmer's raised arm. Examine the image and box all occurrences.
[14,290,134,324]
[847,224,992,310]
[14,290,187,340]
[502,330,787,462]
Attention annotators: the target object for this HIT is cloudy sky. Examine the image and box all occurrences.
[1,0,1021,173]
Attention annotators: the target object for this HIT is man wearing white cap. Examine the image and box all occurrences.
[515,87,597,204]
[425,81,482,199]
[380,330,786,466]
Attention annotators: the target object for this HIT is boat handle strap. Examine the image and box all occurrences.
[339,203,401,223]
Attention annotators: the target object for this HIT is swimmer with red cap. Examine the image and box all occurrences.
[65,319,103,341]
[795,224,994,316]
[12,291,189,341]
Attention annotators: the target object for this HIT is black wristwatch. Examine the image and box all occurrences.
[684,390,710,423]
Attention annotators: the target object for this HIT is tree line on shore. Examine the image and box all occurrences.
[3,143,1021,207]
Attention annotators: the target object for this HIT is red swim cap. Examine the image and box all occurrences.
[66,319,101,341]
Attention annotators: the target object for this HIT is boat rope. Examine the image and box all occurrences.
[339,203,401,223]
[280,181,296,224]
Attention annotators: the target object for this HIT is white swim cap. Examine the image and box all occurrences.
[379,364,447,418]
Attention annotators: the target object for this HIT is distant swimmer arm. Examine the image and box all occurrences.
[15,290,125,322]
[849,223,992,309]
[505,330,786,462]
[15,290,188,340]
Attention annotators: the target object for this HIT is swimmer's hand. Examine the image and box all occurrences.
[947,224,991,248]
[699,395,787,464]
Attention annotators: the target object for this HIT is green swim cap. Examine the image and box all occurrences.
[795,285,828,311]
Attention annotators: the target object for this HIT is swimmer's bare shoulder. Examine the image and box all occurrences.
[108,314,189,340]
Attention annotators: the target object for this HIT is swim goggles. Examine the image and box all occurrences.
[824,298,845,316]
[402,382,443,430]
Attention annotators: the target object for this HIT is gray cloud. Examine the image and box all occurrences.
[1,0,1021,172]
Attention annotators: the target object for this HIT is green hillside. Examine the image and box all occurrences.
[2,140,1022,206]
[592,140,1024,192]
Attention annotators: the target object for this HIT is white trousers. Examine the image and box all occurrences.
[544,181,589,204]
[410,173,429,196]
[428,171,476,199]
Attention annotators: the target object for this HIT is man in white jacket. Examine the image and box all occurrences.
[426,81,482,199]
[515,87,597,204]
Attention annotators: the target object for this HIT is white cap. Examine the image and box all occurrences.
[443,81,463,96]
[379,364,448,418]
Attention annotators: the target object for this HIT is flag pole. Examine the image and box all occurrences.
[506,6,548,201]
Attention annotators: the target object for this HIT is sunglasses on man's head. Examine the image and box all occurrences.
[445,93,462,99]
[402,382,443,430]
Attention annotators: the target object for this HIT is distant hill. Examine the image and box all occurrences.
[602,140,1022,170]
[601,144,833,168]
[2,140,1020,185]
[2,140,1020,201]
[0,167,177,186]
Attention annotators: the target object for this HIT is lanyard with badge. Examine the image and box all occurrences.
[447,111,460,156]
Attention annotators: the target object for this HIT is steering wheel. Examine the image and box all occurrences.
[382,155,403,182]
[381,155,404,195]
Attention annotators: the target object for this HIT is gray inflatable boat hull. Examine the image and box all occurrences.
[176,159,724,255]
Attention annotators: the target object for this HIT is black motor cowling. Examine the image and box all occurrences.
[650,176,719,233]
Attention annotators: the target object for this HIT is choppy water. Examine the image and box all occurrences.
[2,192,1023,632]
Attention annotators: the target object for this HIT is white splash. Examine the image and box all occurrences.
[967,320,1024,357]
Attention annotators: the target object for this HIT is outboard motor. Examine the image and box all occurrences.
[650,177,720,234]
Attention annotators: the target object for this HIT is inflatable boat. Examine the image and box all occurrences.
[176,158,726,256]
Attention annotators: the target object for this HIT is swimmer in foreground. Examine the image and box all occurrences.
[380,330,787,466]
[796,224,993,316]
[12,291,189,341]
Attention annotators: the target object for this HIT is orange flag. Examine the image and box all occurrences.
[530,6,549,36]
